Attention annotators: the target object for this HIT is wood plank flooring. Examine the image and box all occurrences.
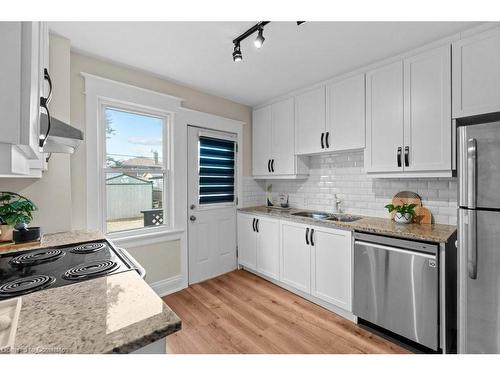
[163,270,410,354]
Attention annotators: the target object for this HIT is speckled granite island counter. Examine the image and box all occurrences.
[239,206,456,243]
[10,270,181,353]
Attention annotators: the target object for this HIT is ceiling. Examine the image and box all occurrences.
[49,21,479,107]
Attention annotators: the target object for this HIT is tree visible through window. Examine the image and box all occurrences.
[104,107,168,233]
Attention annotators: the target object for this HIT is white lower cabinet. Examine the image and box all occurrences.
[238,213,353,314]
[237,214,280,279]
[281,221,311,293]
[310,226,352,311]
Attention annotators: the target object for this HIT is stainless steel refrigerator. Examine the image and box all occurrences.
[458,120,500,353]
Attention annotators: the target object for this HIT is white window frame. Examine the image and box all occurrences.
[99,101,171,235]
[83,73,184,241]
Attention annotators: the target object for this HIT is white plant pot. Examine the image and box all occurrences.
[394,212,413,224]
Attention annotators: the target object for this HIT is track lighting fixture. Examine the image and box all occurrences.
[254,27,265,48]
[231,22,305,62]
[232,43,242,62]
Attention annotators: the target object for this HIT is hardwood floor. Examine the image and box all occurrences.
[163,270,409,354]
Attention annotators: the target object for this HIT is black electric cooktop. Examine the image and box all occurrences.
[0,240,141,300]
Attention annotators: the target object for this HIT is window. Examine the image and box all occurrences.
[198,136,236,205]
[103,106,169,233]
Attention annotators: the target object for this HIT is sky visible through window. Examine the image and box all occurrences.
[105,108,163,167]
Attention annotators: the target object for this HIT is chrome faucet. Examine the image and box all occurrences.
[333,194,343,213]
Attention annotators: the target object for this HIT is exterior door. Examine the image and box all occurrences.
[311,227,352,311]
[256,216,280,280]
[365,61,404,172]
[404,45,451,172]
[187,126,237,284]
[252,105,272,176]
[271,98,295,175]
[295,86,326,155]
[281,221,311,293]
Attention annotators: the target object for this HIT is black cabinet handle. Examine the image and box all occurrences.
[255,219,259,233]
[305,228,310,245]
[310,228,315,246]
[397,147,402,167]
[267,160,271,173]
[404,146,410,167]
[320,133,325,149]
[325,132,330,148]
[252,218,256,232]
[39,68,53,148]
[271,159,275,173]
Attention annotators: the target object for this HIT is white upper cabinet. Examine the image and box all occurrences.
[404,45,451,173]
[365,61,404,173]
[365,45,452,177]
[252,105,272,177]
[452,27,500,118]
[295,86,327,155]
[0,22,48,177]
[253,98,308,179]
[326,74,365,151]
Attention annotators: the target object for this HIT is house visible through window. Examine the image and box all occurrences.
[104,107,168,233]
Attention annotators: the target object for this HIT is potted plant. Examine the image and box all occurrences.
[0,192,37,242]
[384,203,417,224]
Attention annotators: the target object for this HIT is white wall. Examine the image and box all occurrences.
[242,150,458,225]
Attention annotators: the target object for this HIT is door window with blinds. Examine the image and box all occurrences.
[198,136,236,205]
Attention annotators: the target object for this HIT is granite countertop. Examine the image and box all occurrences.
[239,206,456,243]
[9,270,181,353]
[0,230,105,254]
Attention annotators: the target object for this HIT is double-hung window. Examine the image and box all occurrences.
[102,105,170,234]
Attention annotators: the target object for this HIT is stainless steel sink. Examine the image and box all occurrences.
[291,211,330,220]
[326,214,362,222]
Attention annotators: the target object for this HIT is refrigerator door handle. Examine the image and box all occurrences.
[468,209,477,280]
[467,138,477,209]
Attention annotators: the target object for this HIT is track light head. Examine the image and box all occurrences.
[232,43,242,62]
[254,27,265,49]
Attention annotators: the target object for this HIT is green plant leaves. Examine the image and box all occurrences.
[0,192,37,227]
[384,203,417,216]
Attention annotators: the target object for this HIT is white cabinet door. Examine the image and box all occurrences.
[327,74,365,151]
[311,227,352,311]
[453,27,500,118]
[256,216,280,280]
[252,105,272,176]
[271,98,295,175]
[295,86,326,155]
[281,221,311,293]
[237,214,257,270]
[365,61,404,173]
[404,45,451,172]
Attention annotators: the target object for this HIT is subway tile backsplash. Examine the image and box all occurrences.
[241,150,458,225]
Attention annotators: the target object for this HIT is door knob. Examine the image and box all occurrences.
[190,204,196,210]
[190,215,196,222]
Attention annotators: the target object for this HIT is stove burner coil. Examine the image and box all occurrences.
[0,275,56,298]
[62,260,118,280]
[9,249,65,266]
[69,242,106,254]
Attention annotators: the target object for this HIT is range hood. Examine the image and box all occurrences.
[39,113,84,154]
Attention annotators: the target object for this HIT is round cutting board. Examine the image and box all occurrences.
[391,191,432,224]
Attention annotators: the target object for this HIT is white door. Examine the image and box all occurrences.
[452,27,500,118]
[271,98,295,175]
[365,61,404,173]
[295,86,326,155]
[237,213,257,270]
[311,227,352,311]
[252,105,272,176]
[256,216,280,280]
[188,126,237,284]
[327,73,365,151]
[404,45,451,172]
[281,221,311,293]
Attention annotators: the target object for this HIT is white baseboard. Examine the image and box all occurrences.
[150,275,186,297]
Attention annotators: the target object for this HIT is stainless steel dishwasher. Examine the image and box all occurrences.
[353,232,439,350]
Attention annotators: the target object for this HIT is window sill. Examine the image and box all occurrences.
[107,226,185,248]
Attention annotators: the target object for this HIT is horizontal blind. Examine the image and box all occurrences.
[199,136,236,204]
